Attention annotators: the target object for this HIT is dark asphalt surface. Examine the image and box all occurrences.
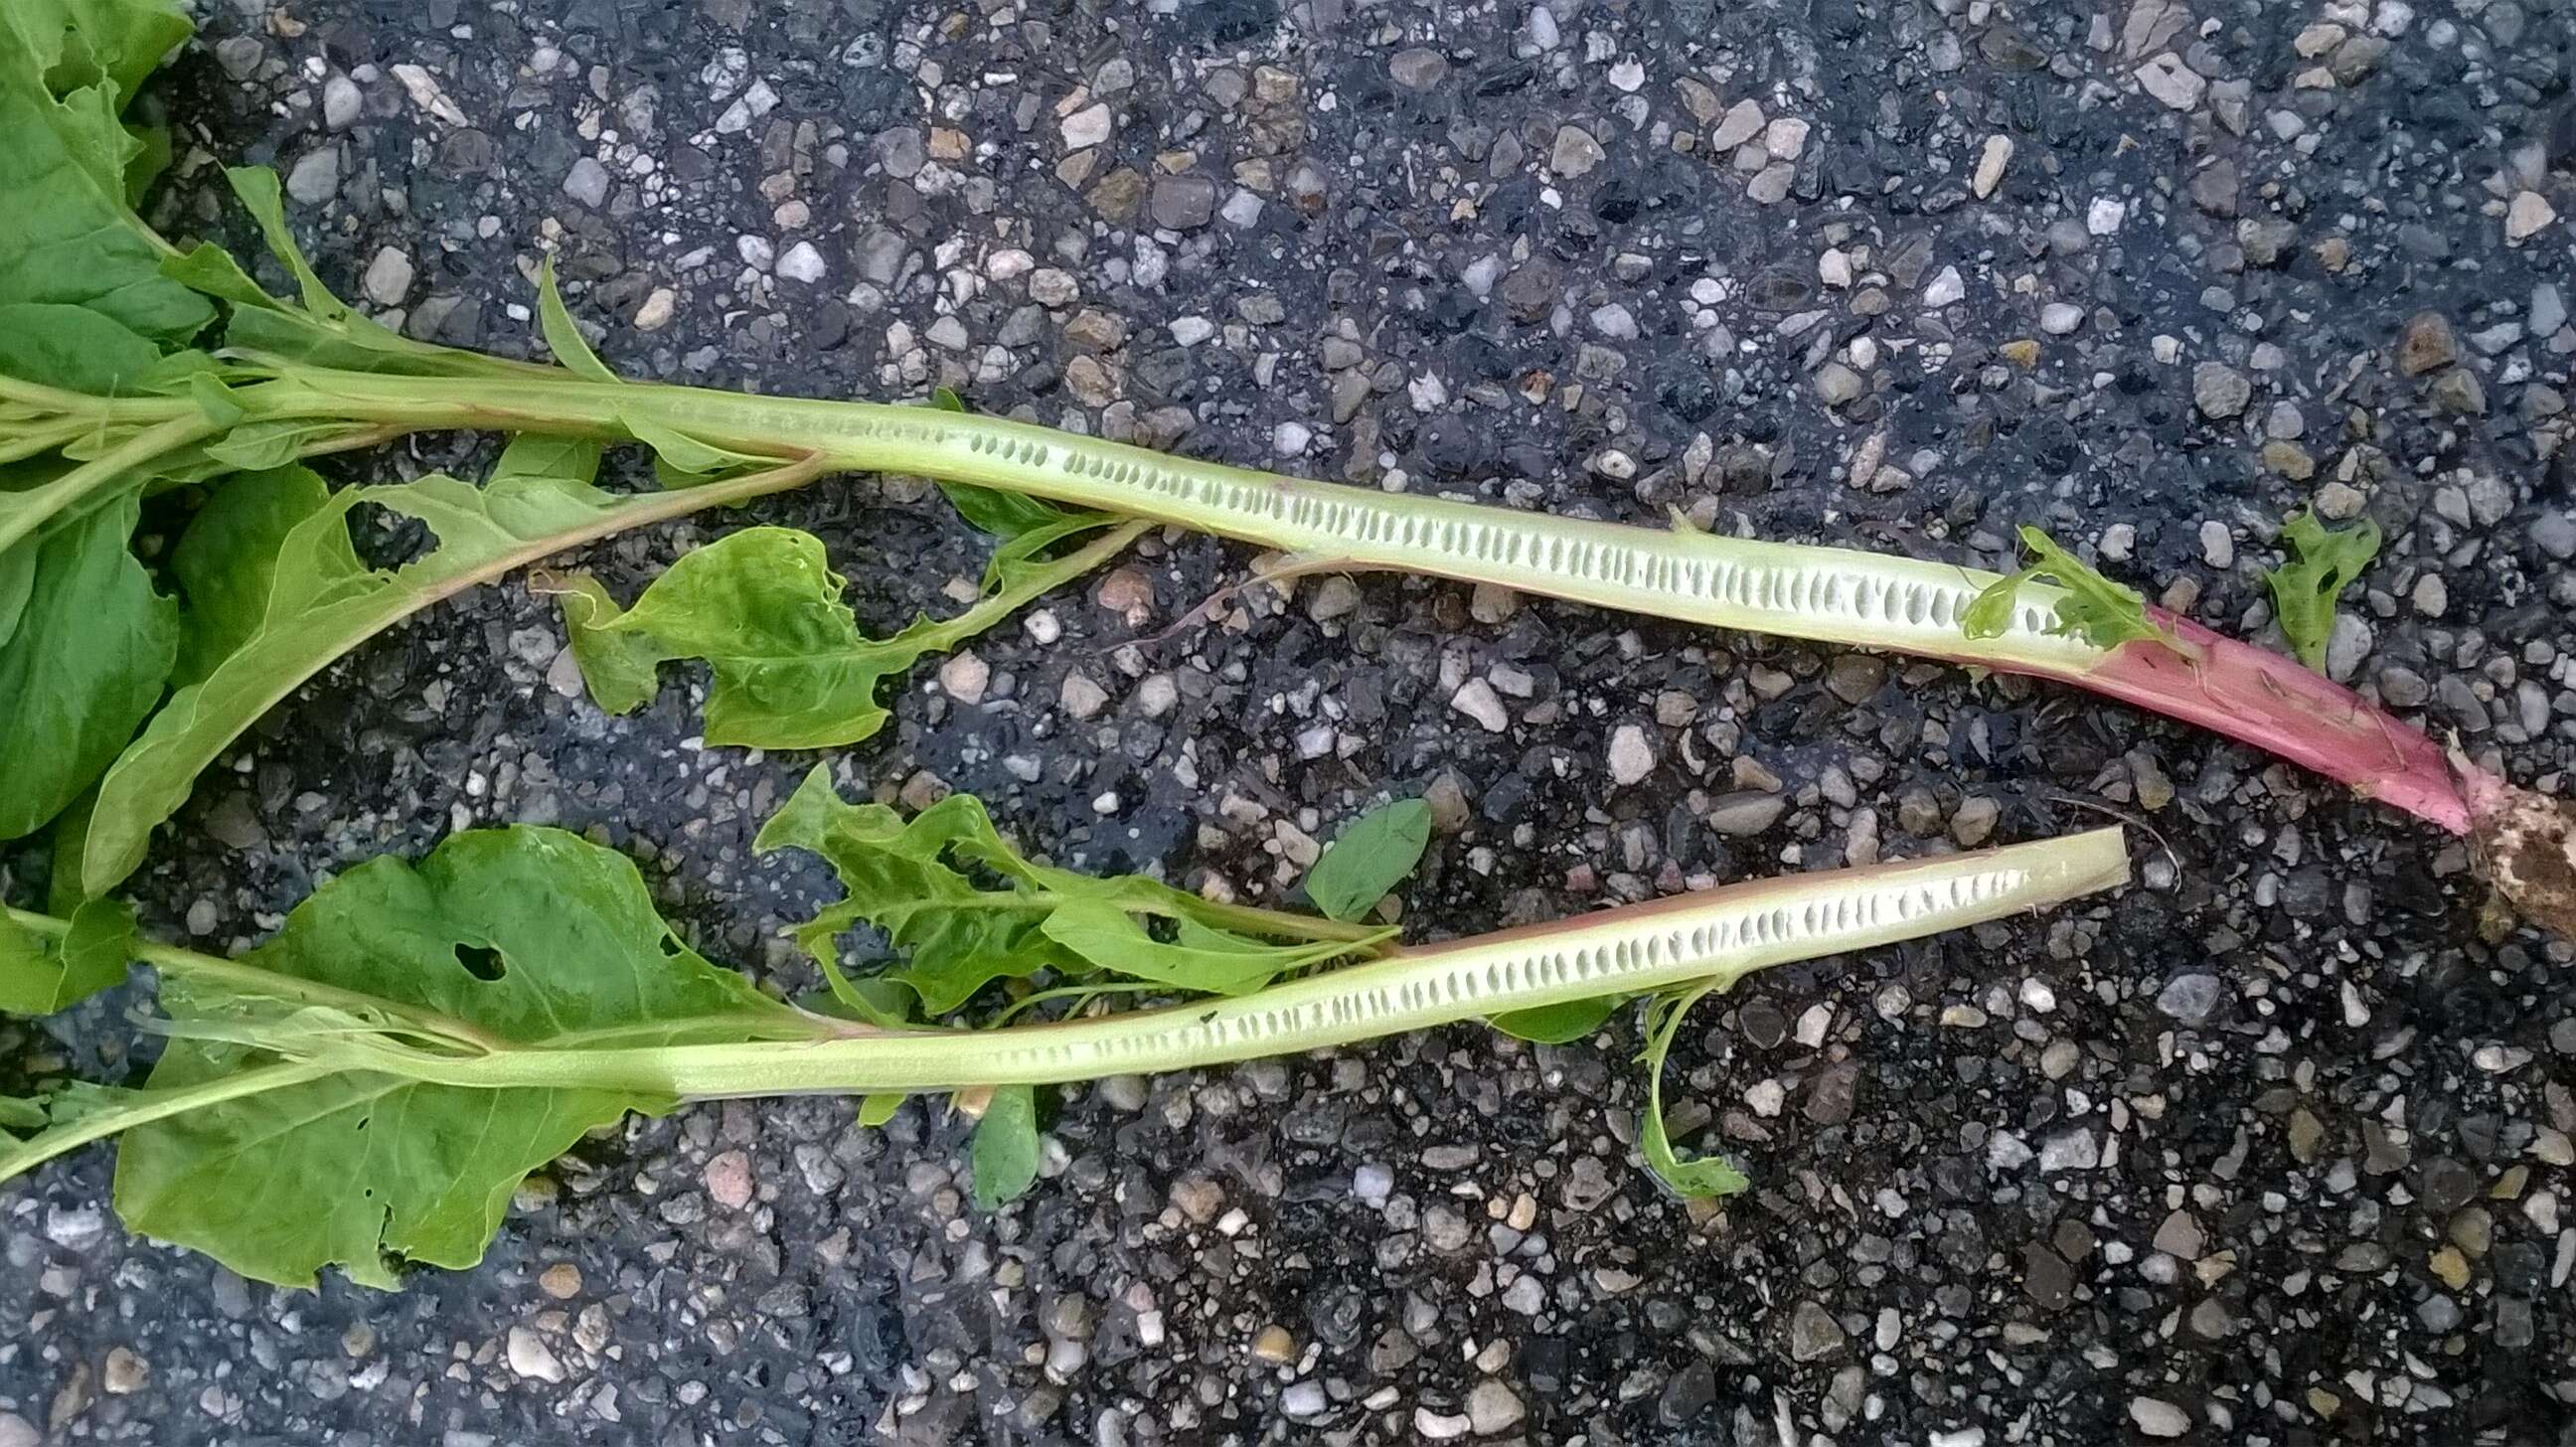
[5,0,2574,1443]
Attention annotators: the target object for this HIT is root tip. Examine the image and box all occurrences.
[2470,781,2576,940]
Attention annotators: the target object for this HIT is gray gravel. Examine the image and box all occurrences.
[6,0,2576,1444]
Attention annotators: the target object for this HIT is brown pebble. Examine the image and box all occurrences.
[540,1263,583,1300]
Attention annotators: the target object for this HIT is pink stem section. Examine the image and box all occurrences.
[2044,611,2473,835]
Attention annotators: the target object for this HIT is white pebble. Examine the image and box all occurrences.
[775,241,828,283]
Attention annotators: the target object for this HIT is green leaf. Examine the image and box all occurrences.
[0,898,131,1015]
[1302,798,1431,922]
[0,302,162,393]
[186,371,244,428]
[969,1084,1040,1208]
[80,465,635,893]
[939,480,1084,542]
[0,492,176,839]
[168,464,331,684]
[112,826,809,1288]
[755,767,1377,1019]
[61,894,135,981]
[0,536,32,647]
[546,571,660,715]
[490,432,604,488]
[1036,898,1346,996]
[202,417,363,471]
[924,388,1083,540]
[2263,510,2380,673]
[551,527,901,747]
[1489,993,1624,1045]
[536,255,618,385]
[221,164,351,321]
[554,517,1137,748]
[45,787,96,912]
[2,0,194,107]
[618,408,772,481]
[1964,526,2174,653]
[1635,982,1748,1200]
[160,240,281,309]
[0,913,70,1015]
[0,4,215,392]
[166,166,516,380]
[856,1092,903,1128]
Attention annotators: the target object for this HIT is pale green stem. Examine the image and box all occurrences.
[0,412,220,557]
[0,1062,333,1182]
[288,830,2131,1096]
[242,373,2108,677]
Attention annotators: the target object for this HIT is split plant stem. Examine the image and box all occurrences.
[247,370,2495,836]
[149,827,2133,1095]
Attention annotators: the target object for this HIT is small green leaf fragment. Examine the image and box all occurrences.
[0,538,32,650]
[1961,565,2038,641]
[1636,982,1749,1199]
[222,165,351,319]
[1303,798,1431,921]
[187,373,245,428]
[1490,993,1624,1045]
[161,241,284,309]
[0,902,130,1016]
[60,897,136,986]
[921,388,1086,539]
[490,433,605,488]
[617,408,772,481]
[2263,510,2381,673]
[547,572,659,716]
[857,1092,903,1128]
[1037,899,1324,997]
[536,255,619,385]
[202,418,358,471]
[970,1084,1040,1208]
[940,481,1083,542]
[1966,526,2174,654]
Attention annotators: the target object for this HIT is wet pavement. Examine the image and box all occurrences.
[4,0,2574,1443]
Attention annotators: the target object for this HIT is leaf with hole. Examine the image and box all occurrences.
[111,826,809,1288]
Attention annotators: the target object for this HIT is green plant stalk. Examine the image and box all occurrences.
[38,363,2570,926]
[0,411,220,556]
[235,371,2507,841]
[266,828,2130,1095]
[245,373,2112,674]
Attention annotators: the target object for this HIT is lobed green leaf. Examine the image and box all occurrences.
[755,767,1380,1019]
[550,518,1136,750]
[2263,510,2381,673]
[1965,525,2175,654]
